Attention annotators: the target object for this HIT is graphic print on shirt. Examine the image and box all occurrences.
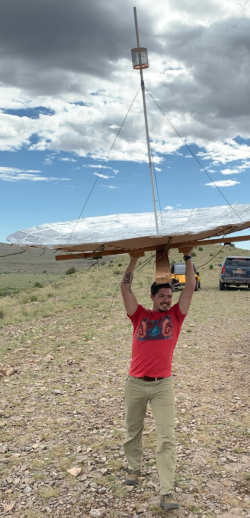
[136,315,174,341]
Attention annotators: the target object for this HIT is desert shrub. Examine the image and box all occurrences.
[65,267,77,275]
[30,295,38,302]
[0,309,4,319]
[209,264,213,270]
[191,251,196,257]
[0,289,12,297]
[198,246,203,251]
[34,282,43,288]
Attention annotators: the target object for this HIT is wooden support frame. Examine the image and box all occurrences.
[155,249,172,284]
[54,234,250,261]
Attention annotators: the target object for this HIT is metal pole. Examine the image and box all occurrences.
[133,7,159,234]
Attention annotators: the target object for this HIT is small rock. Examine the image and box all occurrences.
[89,509,106,517]
[44,354,54,362]
[67,467,82,477]
[3,501,16,512]
[0,443,9,454]
[6,367,16,376]
[23,485,32,494]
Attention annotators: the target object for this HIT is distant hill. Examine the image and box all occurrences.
[1,239,250,277]
[0,242,103,274]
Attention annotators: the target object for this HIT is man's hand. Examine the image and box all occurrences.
[179,246,193,256]
[129,251,145,258]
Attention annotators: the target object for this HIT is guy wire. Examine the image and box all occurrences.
[146,87,249,228]
[63,87,141,247]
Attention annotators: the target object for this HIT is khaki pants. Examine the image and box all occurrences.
[124,375,176,495]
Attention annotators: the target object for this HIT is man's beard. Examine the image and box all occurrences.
[158,304,170,312]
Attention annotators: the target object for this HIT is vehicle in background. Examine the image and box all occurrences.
[219,256,250,290]
[171,262,200,291]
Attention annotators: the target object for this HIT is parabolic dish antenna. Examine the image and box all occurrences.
[7,203,250,282]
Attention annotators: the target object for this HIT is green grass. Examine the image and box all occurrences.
[38,486,60,499]
[0,272,62,292]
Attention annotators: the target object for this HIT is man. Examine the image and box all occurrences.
[120,249,195,511]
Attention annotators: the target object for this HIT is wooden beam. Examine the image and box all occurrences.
[155,249,172,284]
[54,234,250,261]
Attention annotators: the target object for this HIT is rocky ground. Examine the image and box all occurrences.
[0,273,250,517]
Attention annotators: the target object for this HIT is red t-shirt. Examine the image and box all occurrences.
[128,303,186,378]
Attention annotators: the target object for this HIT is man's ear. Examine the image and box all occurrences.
[150,293,154,301]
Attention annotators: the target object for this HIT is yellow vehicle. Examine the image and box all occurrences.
[171,262,200,291]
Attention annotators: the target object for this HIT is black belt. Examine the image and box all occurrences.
[138,376,164,382]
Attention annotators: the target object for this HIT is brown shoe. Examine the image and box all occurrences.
[160,494,179,510]
[125,470,139,486]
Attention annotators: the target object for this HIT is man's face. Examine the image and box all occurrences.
[150,287,173,312]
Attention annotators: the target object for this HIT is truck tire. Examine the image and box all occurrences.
[219,280,225,291]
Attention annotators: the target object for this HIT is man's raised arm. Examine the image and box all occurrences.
[178,247,196,315]
[121,254,139,316]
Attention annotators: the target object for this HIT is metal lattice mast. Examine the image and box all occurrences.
[131,7,159,234]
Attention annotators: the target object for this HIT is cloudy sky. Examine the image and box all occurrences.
[1,0,250,247]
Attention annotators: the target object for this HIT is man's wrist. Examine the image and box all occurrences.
[183,255,192,261]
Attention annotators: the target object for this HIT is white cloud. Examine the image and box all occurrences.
[0,112,37,151]
[44,154,56,165]
[83,164,114,170]
[0,166,70,183]
[93,173,114,179]
[100,185,117,188]
[198,142,250,165]
[205,180,240,187]
[59,157,77,162]
[164,205,174,210]
[220,161,250,174]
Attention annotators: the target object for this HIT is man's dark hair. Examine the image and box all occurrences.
[151,282,174,296]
